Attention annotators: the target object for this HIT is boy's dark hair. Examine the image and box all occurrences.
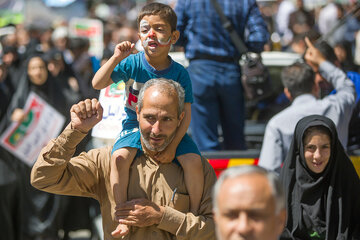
[137,2,177,32]
[281,62,315,99]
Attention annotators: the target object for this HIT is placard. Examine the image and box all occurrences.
[0,92,66,166]
[92,81,126,140]
[68,17,103,58]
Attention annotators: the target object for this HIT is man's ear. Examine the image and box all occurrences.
[136,106,140,121]
[335,60,341,68]
[178,111,185,127]
[275,209,287,236]
[171,30,180,44]
[284,88,293,101]
[312,82,320,98]
[213,210,218,224]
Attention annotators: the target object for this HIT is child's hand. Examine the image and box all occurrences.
[154,146,176,163]
[114,41,136,61]
[111,223,129,238]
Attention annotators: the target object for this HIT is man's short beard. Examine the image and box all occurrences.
[140,129,176,153]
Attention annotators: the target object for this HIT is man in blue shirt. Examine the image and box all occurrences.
[175,0,269,151]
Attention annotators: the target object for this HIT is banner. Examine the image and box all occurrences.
[92,81,126,140]
[0,92,66,166]
[68,17,103,58]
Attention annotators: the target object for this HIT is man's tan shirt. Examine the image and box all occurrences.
[31,124,216,240]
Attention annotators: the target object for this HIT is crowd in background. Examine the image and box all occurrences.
[1,0,360,239]
[1,0,360,128]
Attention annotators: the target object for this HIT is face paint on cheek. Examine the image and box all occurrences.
[142,38,150,47]
[157,36,171,46]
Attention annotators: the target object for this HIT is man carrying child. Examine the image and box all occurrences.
[91,3,204,237]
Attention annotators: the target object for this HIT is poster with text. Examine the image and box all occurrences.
[0,92,66,166]
[92,81,126,140]
[69,17,103,58]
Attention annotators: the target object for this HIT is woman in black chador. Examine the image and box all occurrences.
[0,54,68,240]
[4,54,68,124]
[280,115,360,240]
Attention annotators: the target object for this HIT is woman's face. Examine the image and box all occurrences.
[303,129,331,174]
[28,57,48,85]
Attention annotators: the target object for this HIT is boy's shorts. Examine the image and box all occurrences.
[112,130,201,160]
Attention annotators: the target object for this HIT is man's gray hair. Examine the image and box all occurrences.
[281,62,315,99]
[212,165,285,214]
[137,78,185,117]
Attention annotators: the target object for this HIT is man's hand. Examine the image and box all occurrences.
[304,37,326,70]
[113,41,136,62]
[70,98,103,133]
[115,198,165,227]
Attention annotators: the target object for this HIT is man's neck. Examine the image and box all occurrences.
[291,93,317,104]
[140,139,161,162]
[145,54,171,71]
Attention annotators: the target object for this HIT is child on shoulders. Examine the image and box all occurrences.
[92,2,204,238]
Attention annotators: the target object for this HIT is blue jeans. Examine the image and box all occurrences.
[187,59,246,151]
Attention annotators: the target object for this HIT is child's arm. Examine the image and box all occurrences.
[92,41,135,90]
[155,102,191,163]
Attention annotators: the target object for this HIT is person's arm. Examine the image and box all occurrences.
[258,120,284,174]
[318,61,355,104]
[31,99,105,197]
[174,0,188,47]
[115,158,217,240]
[305,37,355,112]
[92,41,135,89]
[245,0,269,53]
[4,75,28,124]
[155,103,191,163]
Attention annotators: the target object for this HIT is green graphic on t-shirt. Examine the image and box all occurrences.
[309,230,325,240]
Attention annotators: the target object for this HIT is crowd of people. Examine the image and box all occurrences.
[1,0,360,239]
